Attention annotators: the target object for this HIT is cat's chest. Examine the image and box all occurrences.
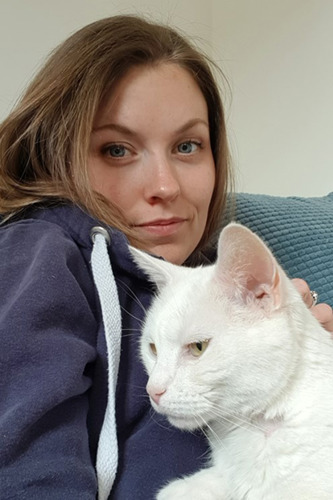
[208,420,333,498]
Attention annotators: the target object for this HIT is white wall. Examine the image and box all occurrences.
[0,0,211,118]
[1,1,332,196]
[212,0,333,196]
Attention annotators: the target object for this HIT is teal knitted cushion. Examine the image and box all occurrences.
[232,192,333,307]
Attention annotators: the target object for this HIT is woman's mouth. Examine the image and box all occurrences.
[134,218,187,237]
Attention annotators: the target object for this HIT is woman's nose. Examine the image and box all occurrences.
[144,156,181,203]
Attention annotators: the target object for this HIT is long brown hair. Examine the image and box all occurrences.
[0,15,232,253]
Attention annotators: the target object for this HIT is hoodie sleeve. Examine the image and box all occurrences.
[0,219,98,499]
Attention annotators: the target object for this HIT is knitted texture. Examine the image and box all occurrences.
[91,232,122,500]
[230,192,333,307]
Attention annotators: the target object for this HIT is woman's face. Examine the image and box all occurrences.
[88,63,215,264]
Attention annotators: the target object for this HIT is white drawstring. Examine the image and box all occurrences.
[91,229,122,500]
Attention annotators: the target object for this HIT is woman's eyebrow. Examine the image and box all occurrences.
[175,118,209,135]
[92,123,136,136]
[92,118,209,136]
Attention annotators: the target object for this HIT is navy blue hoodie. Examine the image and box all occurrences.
[0,203,209,500]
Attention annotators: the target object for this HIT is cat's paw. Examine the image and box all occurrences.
[156,474,221,500]
[156,468,224,499]
[157,478,206,500]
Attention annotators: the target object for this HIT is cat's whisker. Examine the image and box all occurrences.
[118,279,149,316]
[121,327,142,332]
[198,416,225,450]
[127,384,148,392]
[207,403,268,434]
[120,306,145,325]
[135,394,153,403]
[120,328,143,339]
[186,414,206,439]
[120,333,140,339]
[151,413,174,432]
[208,409,251,433]
[147,409,160,427]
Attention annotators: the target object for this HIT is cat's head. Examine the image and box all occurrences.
[130,223,303,431]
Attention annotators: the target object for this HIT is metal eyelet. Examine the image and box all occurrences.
[90,226,111,245]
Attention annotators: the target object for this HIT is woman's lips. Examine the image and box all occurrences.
[134,218,187,237]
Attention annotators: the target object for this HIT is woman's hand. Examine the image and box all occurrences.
[292,278,333,333]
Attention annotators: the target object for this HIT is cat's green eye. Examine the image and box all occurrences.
[188,340,209,357]
[150,343,157,356]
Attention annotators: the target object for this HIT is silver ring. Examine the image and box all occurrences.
[310,290,319,307]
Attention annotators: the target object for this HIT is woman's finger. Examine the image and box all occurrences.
[291,278,314,308]
[291,278,333,332]
[312,303,333,333]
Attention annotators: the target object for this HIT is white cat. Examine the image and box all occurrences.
[130,223,333,500]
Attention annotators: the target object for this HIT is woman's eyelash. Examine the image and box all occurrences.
[101,144,129,158]
[177,140,202,154]
[100,139,203,158]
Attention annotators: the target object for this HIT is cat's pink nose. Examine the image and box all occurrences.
[148,388,166,405]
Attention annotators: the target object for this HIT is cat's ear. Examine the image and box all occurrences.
[129,246,175,289]
[216,223,282,311]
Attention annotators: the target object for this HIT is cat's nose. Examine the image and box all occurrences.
[148,387,166,405]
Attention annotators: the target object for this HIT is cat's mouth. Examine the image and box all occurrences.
[152,398,212,431]
[152,400,202,430]
[167,414,201,430]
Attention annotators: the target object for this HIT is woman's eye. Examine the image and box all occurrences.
[188,340,209,357]
[177,141,200,154]
[104,144,128,158]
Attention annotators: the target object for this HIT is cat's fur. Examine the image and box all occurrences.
[130,223,333,500]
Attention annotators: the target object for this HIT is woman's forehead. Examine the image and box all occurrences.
[94,63,209,133]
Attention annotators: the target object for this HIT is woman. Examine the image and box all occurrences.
[0,15,331,500]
